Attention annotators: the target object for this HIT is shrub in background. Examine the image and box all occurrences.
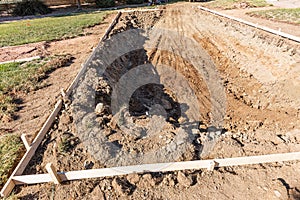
[126,0,144,4]
[95,0,115,8]
[12,0,52,16]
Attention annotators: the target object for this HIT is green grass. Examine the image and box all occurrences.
[0,134,24,189]
[0,11,108,47]
[247,8,300,24]
[0,55,72,121]
[201,0,271,9]
[0,61,42,93]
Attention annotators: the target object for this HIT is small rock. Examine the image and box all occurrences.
[177,171,192,187]
[95,103,104,114]
[207,126,218,132]
[84,160,94,169]
[90,186,105,200]
[127,173,140,184]
[199,124,207,130]
[178,117,186,124]
[60,111,71,125]
[112,178,123,195]
[192,129,200,135]
[112,178,133,196]
[274,190,281,198]
[169,179,175,186]
[161,99,172,110]
[162,174,175,186]
[36,165,41,172]
[142,174,156,186]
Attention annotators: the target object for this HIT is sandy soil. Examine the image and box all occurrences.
[8,3,300,200]
[216,6,300,38]
[266,0,300,8]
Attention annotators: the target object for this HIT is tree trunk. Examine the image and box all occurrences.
[77,0,82,10]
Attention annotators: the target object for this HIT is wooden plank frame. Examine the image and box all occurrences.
[10,152,300,185]
[2,8,300,197]
[20,134,30,151]
[0,100,63,197]
[198,6,300,43]
[45,163,61,184]
[0,56,41,65]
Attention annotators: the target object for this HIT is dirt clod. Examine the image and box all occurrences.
[177,171,193,187]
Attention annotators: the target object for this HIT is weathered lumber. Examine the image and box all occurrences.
[45,163,61,184]
[12,151,300,185]
[66,11,122,97]
[0,100,63,197]
[20,134,30,151]
[0,56,41,65]
[198,6,300,43]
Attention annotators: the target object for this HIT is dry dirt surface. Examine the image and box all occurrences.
[8,3,300,200]
[0,43,47,63]
[217,6,300,38]
[266,0,300,8]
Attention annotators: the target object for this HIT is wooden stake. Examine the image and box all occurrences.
[21,134,30,151]
[45,163,61,184]
[61,88,66,98]
[0,100,63,197]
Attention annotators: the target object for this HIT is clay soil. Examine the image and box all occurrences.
[2,2,300,200]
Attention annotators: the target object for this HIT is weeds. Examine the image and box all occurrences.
[0,54,72,122]
[58,133,79,154]
[201,0,271,9]
[0,134,24,189]
[247,8,300,25]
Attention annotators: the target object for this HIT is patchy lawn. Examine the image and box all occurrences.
[0,134,24,189]
[0,11,109,47]
[0,55,72,122]
[201,0,271,9]
[247,8,300,25]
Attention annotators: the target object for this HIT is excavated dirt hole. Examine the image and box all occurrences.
[128,84,181,122]
[95,49,182,125]
[69,10,222,165]
[93,47,203,159]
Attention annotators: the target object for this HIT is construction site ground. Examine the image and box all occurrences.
[1,2,300,200]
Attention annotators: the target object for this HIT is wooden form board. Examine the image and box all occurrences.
[11,151,300,185]
[65,11,122,97]
[0,56,41,65]
[198,6,300,43]
[0,100,62,197]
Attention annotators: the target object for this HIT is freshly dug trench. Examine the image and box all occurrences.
[71,10,226,167]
